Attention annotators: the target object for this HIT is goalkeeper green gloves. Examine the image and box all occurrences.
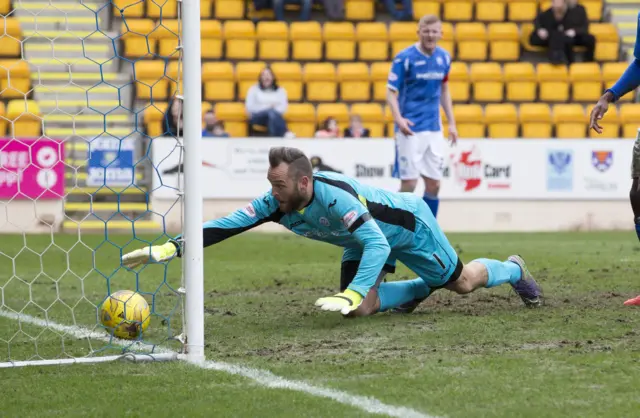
[314,289,363,315]
[122,242,178,268]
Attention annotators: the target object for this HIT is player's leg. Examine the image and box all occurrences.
[398,200,543,308]
[419,131,446,218]
[393,132,427,193]
[624,134,640,306]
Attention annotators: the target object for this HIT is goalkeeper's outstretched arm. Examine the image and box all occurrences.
[122,192,282,268]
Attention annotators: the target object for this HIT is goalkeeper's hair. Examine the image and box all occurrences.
[419,14,440,26]
[269,147,313,180]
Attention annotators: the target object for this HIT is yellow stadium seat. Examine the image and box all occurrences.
[134,61,169,101]
[590,23,619,61]
[488,23,519,61]
[519,103,552,138]
[520,23,545,52]
[236,62,265,101]
[454,104,485,138]
[476,0,507,22]
[338,63,370,102]
[603,63,636,102]
[215,102,247,137]
[384,105,395,137]
[166,61,183,96]
[224,21,256,60]
[553,104,586,138]
[504,62,536,102]
[537,63,569,102]
[152,19,180,59]
[455,23,488,61]
[257,22,289,61]
[582,0,602,21]
[7,99,41,138]
[507,0,537,22]
[485,104,518,138]
[371,61,391,101]
[317,103,350,128]
[448,62,470,102]
[112,0,145,18]
[569,63,602,102]
[201,0,214,17]
[443,0,473,21]
[356,23,389,61]
[271,62,303,102]
[215,0,245,19]
[413,0,441,20]
[389,22,416,57]
[470,62,503,102]
[0,60,31,99]
[285,103,316,138]
[0,102,5,136]
[147,0,178,18]
[304,63,337,102]
[201,20,223,60]
[203,62,235,101]
[620,104,640,139]
[144,102,169,138]
[586,104,619,138]
[120,19,156,59]
[324,22,356,61]
[351,103,384,138]
[290,22,322,61]
[247,1,275,20]
[440,22,455,57]
[345,0,375,20]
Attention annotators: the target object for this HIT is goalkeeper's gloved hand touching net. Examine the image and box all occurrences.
[122,241,179,268]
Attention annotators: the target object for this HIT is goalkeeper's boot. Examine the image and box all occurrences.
[390,295,429,314]
[122,241,178,268]
[508,255,542,307]
[623,295,640,306]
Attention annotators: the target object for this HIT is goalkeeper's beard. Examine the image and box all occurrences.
[284,188,307,213]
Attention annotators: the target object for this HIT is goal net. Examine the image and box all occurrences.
[0,0,204,367]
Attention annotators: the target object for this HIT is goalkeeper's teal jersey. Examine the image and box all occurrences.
[193,171,452,297]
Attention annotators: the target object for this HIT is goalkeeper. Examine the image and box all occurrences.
[589,11,640,307]
[123,147,542,316]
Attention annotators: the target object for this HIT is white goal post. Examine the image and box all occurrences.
[0,0,204,368]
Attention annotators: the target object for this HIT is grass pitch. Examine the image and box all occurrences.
[1,231,639,417]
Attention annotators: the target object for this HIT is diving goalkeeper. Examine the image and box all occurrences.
[589,12,640,307]
[122,147,542,316]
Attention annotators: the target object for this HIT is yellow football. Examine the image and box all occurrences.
[99,290,151,340]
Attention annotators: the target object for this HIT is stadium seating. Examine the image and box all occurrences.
[7,100,41,137]
[586,103,619,138]
[126,0,631,140]
[0,60,31,99]
[0,101,5,136]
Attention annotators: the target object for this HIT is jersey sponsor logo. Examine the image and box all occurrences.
[319,217,330,227]
[342,210,358,228]
[242,203,256,217]
[416,72,445,80]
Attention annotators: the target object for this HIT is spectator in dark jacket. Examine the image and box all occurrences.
[529,0,595,64]
[344,115,371,138]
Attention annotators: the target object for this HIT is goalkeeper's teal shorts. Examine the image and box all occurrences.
[343,197,462,289]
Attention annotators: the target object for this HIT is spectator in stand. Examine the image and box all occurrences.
[245,67,289,137]
[529,0,595,64]
[165,97,182,137]
[343,114,371,138]
[323,0,344,20]
[314,117,340,138]
[273,0,312,21]
[380,0,413,21]
[202,110,230,138]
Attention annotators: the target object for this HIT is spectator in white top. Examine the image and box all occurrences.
[245,67,289,137]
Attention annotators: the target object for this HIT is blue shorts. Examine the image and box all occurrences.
[341,197,462,288]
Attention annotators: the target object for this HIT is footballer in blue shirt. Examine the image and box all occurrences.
[590,11,640,306]
[123,147,542,317]
[387,14,458,220]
